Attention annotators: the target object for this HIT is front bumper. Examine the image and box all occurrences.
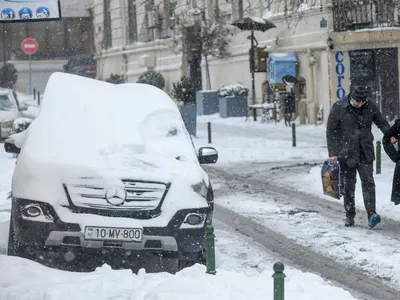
[11,198,212,255]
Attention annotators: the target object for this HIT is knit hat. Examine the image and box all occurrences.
[351,86,369,102]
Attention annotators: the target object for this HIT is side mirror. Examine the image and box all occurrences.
[198,147,218,164]
[4,139,20,154]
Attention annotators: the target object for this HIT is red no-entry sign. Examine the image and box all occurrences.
[21,38,38,55]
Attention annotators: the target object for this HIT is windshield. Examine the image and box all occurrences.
[139,110,197,162]
[0,93,16,111]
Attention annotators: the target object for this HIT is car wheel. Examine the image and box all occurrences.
[178,250,206,271]
[159,257,179,274]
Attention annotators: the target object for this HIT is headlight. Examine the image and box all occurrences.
[191,181,208,198]
[21,203,54,223]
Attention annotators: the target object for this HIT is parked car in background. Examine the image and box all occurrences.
[5,72,218,273]
[0,88,29,140]
[63,54,96,79]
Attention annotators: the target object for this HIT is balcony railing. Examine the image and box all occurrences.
[332,0,400,32]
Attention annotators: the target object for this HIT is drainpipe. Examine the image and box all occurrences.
[308,48,314,104]
[307,48,318,124]
[120,0,128,76]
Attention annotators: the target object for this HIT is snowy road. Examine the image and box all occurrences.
[206,163,400,299]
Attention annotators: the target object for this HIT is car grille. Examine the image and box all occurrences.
[64,178,168,211]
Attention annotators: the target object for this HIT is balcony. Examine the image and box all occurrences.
[332,0,400,32]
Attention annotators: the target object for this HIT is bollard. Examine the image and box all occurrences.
[33,87,36,100]
[292,123,296,147]
[207,122,212,144]
[205,224,216,275]
[37,91,41,106]
[273,262,286,300]
[376,141,381,175]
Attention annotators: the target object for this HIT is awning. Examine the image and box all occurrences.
[268,53,297,63]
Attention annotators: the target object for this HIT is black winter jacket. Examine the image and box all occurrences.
[383,120,400,205]
[326,95,390,168]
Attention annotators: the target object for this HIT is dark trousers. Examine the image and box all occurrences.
[342,154,376,218]
[284,113,291,126]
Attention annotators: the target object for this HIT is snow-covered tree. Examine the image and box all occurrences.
[172,8,231,90]
[137,70,166,90]
[201,14,231,90]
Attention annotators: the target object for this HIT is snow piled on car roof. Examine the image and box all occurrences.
[21,72,197,167]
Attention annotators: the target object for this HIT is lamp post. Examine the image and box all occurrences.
[2,23,6,66]
[188,7,202,92]
[249,29,257,121]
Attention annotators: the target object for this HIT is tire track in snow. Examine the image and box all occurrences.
[207,165,400,245]
[208,166,400,300]
[214,204,399,300]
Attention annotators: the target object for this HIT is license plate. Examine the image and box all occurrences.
[84,226,143,242]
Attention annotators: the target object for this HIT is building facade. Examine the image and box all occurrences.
[93,0,400,124]
[3,0,94,60]
[5,0,95,93]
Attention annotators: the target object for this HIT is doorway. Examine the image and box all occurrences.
[349,48,399,120]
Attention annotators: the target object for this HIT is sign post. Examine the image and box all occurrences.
[21,38,38,95]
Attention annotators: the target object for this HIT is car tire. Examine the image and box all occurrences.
[159,257,179,274]
[178,250,206,271]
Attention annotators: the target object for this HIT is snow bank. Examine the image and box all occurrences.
[0,256,356,300]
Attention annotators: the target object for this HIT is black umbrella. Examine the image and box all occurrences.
[232,17,277,121]
[232,17,277,32]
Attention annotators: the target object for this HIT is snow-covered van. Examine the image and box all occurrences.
[5,72,218,272]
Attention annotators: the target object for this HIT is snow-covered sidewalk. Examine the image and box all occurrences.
[195,114,397,219]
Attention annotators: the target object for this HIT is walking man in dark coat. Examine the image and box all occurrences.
[326,86,392,228]
[383,120,400,204]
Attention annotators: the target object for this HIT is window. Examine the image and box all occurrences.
[103,0,112,49]
[0,93,16,111]
[127,0,137,43]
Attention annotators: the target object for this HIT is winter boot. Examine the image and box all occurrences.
[368,212,381,228]
[345,216,355,227]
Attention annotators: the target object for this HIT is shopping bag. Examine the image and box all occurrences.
[321,160,344,199]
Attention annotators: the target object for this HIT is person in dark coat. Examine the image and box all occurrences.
[281,90,295,126]
[382,120,400,204]
[326,86,392,228]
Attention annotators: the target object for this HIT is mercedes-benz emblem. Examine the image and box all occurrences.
[105,186,127,206]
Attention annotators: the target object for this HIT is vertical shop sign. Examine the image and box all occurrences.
[335,51,345,100]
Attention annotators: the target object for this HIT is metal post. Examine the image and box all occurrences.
[2,23,6,66]
[37,91,40,106]
[250,28,257,121]
[292,123,296,147]
[207,122,212,144]
[273,262,286,300]
[205,224,216,275]
[33,87,36,100]
[28,54,32,95]
[376,141,381,174]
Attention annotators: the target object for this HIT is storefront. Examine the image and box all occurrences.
[330,44,400,121]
